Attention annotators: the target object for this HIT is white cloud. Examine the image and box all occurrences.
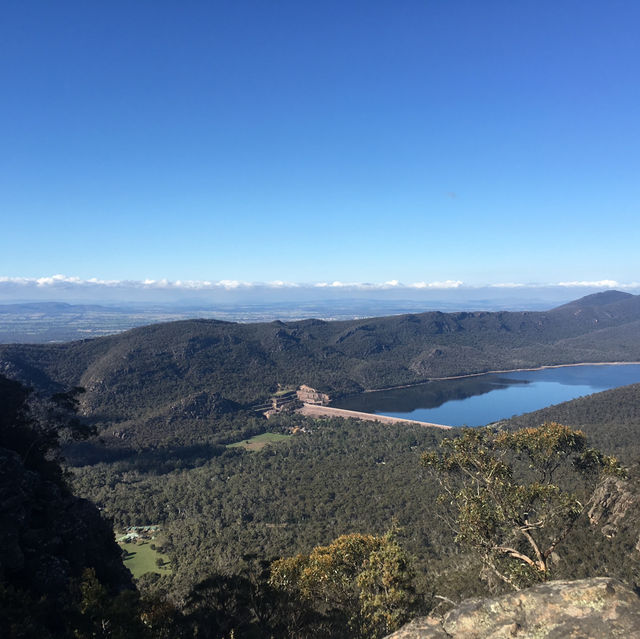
[0,274,124,288]
[556,280,620,288]
[86,277,122,286]
[315,281,351,288]
[409,280,463,289]
[0,277,29,284]
[138,278,249,290]
[314,281,403,290]
[36,274,81,286]
[575,280,640,289]
[314,280,465,290]
[490,282,528,288]
[1,275,639,293]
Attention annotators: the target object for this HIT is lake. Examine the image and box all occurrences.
[330,363,640,427]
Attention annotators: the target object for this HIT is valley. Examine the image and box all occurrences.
[2,291,640,637]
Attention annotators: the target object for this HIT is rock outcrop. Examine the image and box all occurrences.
[588,475,640,538]
[297,384,330,405]
[0,448,133,596]
[385,578,640,638]
[0,375,133,601]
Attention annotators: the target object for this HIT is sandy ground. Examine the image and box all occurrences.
[298,403,452,430]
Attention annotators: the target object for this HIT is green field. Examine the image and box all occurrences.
[227,432,292,451]
[119,541,172,579]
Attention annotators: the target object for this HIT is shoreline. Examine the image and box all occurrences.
[361,361,640,394]
[298,361,640,431]
[297,403,452,430]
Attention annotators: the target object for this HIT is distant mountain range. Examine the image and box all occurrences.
[0,293,612,344]
[1,291,639,440]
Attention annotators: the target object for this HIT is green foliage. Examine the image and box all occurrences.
[270,531,420,638]
[73,568,148,639]
[69,417,446,595]
[357,530,420,637]
[0,582,58,639]
[64,388,640,615]
[180,555,305,639]
[422,423,624,590]
[271,533,379,608]
[0,376,94,485]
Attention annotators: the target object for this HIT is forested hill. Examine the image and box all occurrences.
[1,290,640,424]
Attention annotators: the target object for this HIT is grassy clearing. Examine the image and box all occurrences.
[227,432,292,451]
[119,541,172,579]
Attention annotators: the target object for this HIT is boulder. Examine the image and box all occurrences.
[386,578,640,638]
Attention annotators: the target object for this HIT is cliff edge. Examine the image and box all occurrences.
[386,577,640,639]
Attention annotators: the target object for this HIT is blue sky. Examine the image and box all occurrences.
[1,1,639,295]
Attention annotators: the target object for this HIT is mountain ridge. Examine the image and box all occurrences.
[552,289,634,309]
[1,291,639,439]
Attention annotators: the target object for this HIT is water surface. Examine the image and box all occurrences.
[331,364,640,426]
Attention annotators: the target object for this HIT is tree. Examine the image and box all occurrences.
[0,376,93,485]
[183,573,253,639]
[421,422,624,590]
[357,530,419,638]
[269,531,419,638]
[73,568,147,639]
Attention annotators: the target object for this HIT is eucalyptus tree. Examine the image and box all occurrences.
[422,422,624,589]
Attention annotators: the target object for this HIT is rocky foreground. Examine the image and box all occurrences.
[386,577,640,639]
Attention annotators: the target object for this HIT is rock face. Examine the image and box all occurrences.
[297,384,331,405]
[385,578,640,638]
[0,446,133,598]
[588,476,639,538]
[0,375,133,601]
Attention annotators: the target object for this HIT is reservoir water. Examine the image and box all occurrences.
[330,364,640,427]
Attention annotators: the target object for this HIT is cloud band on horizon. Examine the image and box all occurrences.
[1,275,639,291]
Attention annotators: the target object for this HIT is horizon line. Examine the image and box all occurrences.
[1,275,639,292]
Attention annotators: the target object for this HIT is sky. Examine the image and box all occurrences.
[1,1,639,303]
